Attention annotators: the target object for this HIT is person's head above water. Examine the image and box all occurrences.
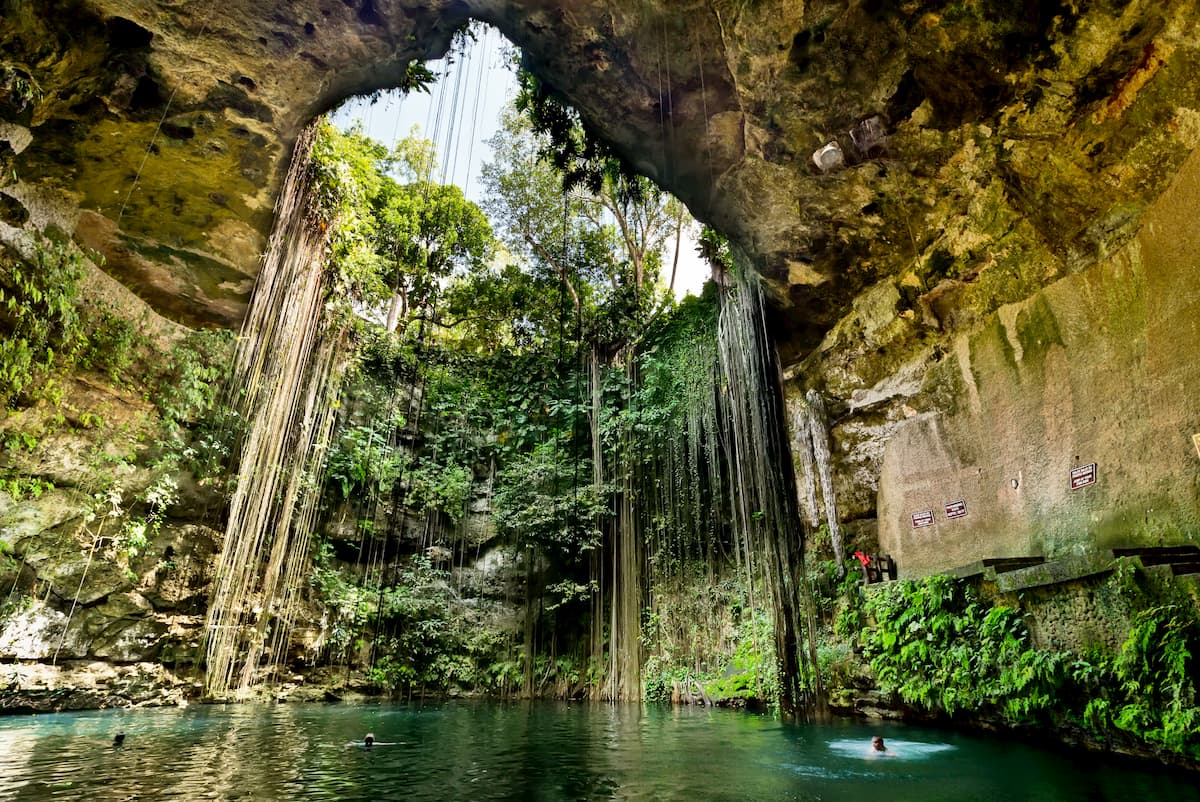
[113,733,125,747]
[871,736,886,752]
[364,733,375,747]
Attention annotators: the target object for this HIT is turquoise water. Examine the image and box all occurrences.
[0,701,1195,801]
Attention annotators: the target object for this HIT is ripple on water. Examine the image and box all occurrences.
[826,737,958,760]
[0,703,1197,802]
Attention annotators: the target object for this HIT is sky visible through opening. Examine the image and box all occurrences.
[331,24,710,300]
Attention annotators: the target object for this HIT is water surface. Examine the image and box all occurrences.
[0,701,1195,801]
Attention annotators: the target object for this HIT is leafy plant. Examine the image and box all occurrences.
[105,473,179,579]
[77,308,140,381]
[1092,604,1200,759]
[407,462,471,522]
[0,237,85,405]
[325,423,407,500]
[0,474,53,500]
[862,575,1068,720]
[1,62,41,115]
[856,572,1200,761]
[153,329,234,426]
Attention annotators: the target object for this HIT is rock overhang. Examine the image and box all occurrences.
[0,0,1195,352]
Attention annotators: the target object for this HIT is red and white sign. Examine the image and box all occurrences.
[944,499,967,519]
[1070,463,1098,490]
[911,510,935,528]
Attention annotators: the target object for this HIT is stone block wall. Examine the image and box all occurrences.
[875,146,1200,576]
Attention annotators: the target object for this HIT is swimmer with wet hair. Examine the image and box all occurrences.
[113,733,126,747]
[871,735,886,752]
[346,732,396,748]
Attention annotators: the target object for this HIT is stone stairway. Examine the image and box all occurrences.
[1110,546,1200,577]
[942,545,1200,591]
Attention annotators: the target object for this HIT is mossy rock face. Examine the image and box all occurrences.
[0,487,92,549]
[82,593,169,661]
[1,0,1196,340]
[872,143,1200,576]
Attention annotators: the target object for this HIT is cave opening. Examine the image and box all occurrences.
[195,19,826,713]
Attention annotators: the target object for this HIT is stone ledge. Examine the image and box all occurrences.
[945,556,1047,581]
[996,554,1115,592]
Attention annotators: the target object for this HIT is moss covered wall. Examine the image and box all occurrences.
[875,145,1200,575]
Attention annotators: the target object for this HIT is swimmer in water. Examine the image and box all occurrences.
[113,733,126,747]
[870,735,888,755]
[345,732,396,749]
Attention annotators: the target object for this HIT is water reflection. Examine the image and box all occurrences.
[0,701,1195,801]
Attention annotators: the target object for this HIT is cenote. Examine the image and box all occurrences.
[2,0,1200,790]
[2,702,1197,802]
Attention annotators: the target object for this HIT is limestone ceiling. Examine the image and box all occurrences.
[2,0,1198,349]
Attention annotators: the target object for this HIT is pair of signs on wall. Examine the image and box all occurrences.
[910,463,1098,529]
[910,502,963,528]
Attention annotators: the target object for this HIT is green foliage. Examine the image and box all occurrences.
[833,570,867,641]
[514,69,643,199]
[313,547,515,694]
[373,178,494,320]
[817,640,858,694]
[311,86,717,705]
[857,572,1200,761]
[120,474,178,555]
[493,441,607,559]
[77,308,140,381]
[153,329,234,426]
[863,575,1068,720]
[642,608,778,707]
[172,404,242,481]
[0,236,231,481]
[480,108,677,354]
[641,654,681,704]
[703,611,779,706]
[311,542,378,657]
[326,423,407,500]
[696,226,733,275]
[85,473,180,581]
[0,429,38,453]
[641,570,778,708]
[0,474,53,500]
[407,462,471,523]
[1082,603,1200,759]
[308,120,494,328]
[0,237,85,405]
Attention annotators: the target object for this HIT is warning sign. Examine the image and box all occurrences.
[911,510,935,529]
[944,499,967,520]
[1070,463,1098,490]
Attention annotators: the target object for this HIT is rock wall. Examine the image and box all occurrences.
[777,5,1200,576]
[5,1,1199,342]
[788,141,1200,576]
[3,0,1200,655]
[873,144,1200,575]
